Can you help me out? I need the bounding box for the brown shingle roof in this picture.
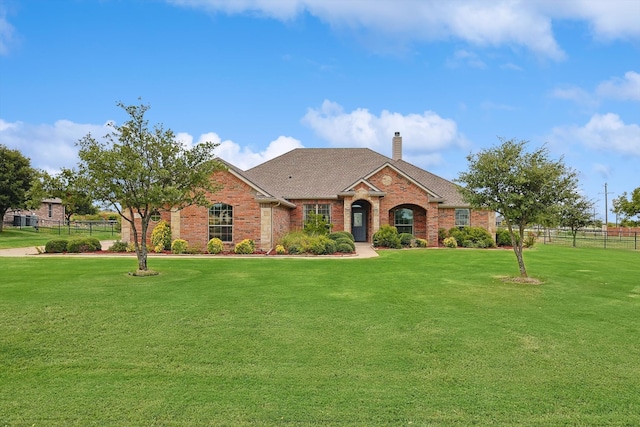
[241,148,467,206]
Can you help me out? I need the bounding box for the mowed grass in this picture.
[1,246,639,426]
[0,228,119,249]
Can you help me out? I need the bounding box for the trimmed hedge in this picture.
[448,227,495,248]
[171,239,188,254]
[234,239,256,254]
[328,231,355,242]
[207,238,224,254]
[45,239,68,253]
[373,225,401,249]
[107,241,129,252]
[67,237,102,253]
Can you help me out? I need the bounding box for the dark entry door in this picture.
[351,204,368,242]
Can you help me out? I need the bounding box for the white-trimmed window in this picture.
[394,208,413,235]
[455,209,470,227]
[209,203,233,242]
[303,204,331,223]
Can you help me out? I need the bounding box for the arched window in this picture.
[394,208,413,235]
[209,203,233,242]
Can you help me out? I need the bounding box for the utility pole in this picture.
[599,183,614,230]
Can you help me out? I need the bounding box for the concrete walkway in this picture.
[0,240,378,259]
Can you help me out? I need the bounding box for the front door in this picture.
[351,204,368,242]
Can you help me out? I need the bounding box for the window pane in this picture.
[455,209,470,227]
[394,208,413,234]
[317,204,331,223]
[209,203,233,242]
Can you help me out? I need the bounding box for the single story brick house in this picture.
[2,198,65,227]
[122,133,495,250]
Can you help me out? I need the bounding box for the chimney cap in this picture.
[394,131,400,137]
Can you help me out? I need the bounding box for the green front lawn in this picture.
[1,246,638,425]
[0,227,119,249]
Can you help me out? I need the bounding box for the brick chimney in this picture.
[392,131,402,160]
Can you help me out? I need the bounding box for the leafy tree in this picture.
[557,194,594,247]
[0,145,40,232]
[456,138,578,278]
[44,168,97,222]
[75,101,225,274]
[613,187,640,225]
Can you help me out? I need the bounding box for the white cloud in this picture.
[168,0,639,59]
[302,100,467,162]
[0,118,301,173]
[596,71,640,101]
[550,113,640,157]
[0,118,110,173]
[446,49,486,69]
[189,132,303,170]
[0,6,15,55]
[592,163,610,179]
[550,85,598,107]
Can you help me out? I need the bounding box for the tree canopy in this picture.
[456,138,578,278]
[613,187,640,225]
[44,168,97,222]
[75,101,225,273]
[0,145,40,232]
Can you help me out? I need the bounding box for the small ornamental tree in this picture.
[75,101,225,274]
[456,138,578,278]
[557,194,594,247]
[304,212,332,236]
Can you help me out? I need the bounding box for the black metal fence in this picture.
[4,217,120,237]
[541,228,639,250]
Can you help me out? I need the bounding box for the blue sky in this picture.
[1,0,639,222]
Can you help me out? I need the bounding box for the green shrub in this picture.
[414,238,428,248]
[448,227,495,248]
[443,236,458,248]
[373,225,401,249]
[126,242,136,253]
[281,231,314,253]
[308,235,331,255]
[45,239,68,253]
[207,238,224,254]
[496,228,522,247]
[335,237,355,251]
[303,212,332,236]
[107,241,129,252]
[287,243,303,255]
[336,242,354,253]
[524,231,537,248]
[328,231,355,242]
[151,220,171,253]
[234,239,255,254]
[171,239,188,254]
[275,244,286,255]
[438,228,448,243]
[399,233,414,247]
[67,237,102,253]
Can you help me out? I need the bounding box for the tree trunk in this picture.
[507,222,528,278]
[512,244,528,277]
[137,243,148,271]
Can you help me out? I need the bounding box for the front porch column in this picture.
[372,198,380,234]
[260,204,272,250]
[343,199,352,232]
[171,208,181,239]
